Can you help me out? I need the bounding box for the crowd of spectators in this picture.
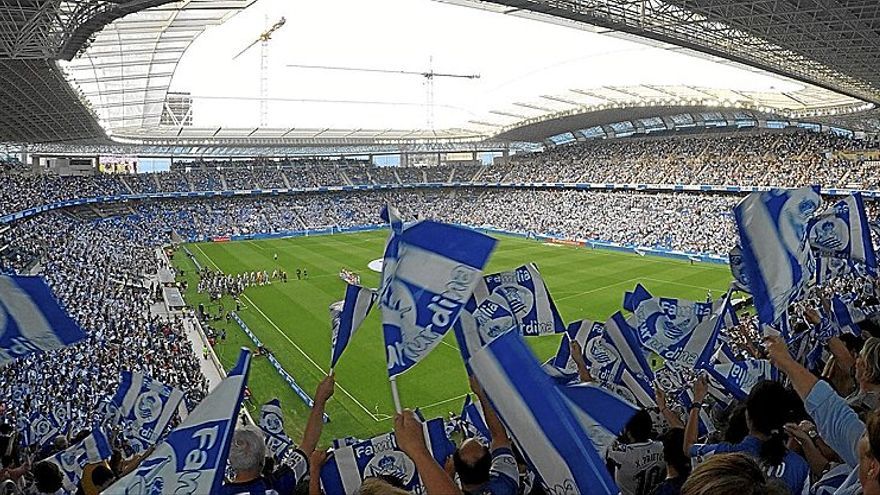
[0,130,877,220]
[0,129,880,493]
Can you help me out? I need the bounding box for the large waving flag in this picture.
[259,399,293,460]
[0,275,86,365]
[104,371,185,454]
[330,284,377,369]
[808,193,877,276]
[320,417,454,494]
[632,296,716,368]
[734,186,821,324]
[559,383,639,453]
[381,220,496,377]
[477,263,565,336]
[45,428,112,492]
[105,349,251,494]
[469,331,619,495]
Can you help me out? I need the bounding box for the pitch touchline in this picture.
[192,244,386,423]
[240,293,386,422]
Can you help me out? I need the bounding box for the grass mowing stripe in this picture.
[240,293,390,422]
[195,243,390,424]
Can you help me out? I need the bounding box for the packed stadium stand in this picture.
[5,0,880,493]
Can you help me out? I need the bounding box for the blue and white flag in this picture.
[28,411,60,447]
[381,220,496,377]
[703,358,778,401]
[105,348,251,494]
[453,297,517,368]
[469,331,619,495]
[0,275,86,366]
[829,296,875,336]
[460,394,491,443]
[591,313,656,407]
[728,245,752,293]
[259,399,293,460]
[558,382,638,453]
[734,186,821,324]
[623,284,653,312]
[104,371,185,454]
[320,417,454,494]
[476,263,565,336]
[44,428,112,492]
[330,284,377,369]
[632,296,717,368]
[809,193,877,276]
[378,204,404,293]
[815,255,853,285]
[548,319,603,378]
[331,436,363,450]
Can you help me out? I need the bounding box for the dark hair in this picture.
[723,404,749,444]
[453,447,492,486]
[682,453,788,495]
[32,460,64,493]
[746,381,790,467]
[91,464,116,488]
[866,410,880,478]
[661,428,691,477]
[625,409,653,443]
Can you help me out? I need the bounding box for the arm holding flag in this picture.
[469,375,510,451]
[300,374,335,456]
[655,385,684,429]
[394,410,462,495]
[683,375,709,457]
[570,340,594,384]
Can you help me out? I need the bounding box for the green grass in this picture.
[171,230,731,446]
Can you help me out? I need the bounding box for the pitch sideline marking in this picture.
[240,294,387,423]
[193,243,386,422]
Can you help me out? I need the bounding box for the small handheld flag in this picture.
[330,284,377,369]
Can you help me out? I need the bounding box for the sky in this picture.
[172,0,803,130]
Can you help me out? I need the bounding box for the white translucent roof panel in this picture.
[60,0,251,132]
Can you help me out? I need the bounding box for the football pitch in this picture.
[171,230,732,444]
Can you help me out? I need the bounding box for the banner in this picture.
[104,371,185,454]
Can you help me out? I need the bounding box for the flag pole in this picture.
[389,376,402,413]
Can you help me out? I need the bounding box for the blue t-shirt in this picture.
[690,435,809,494]
[463,447,520,495]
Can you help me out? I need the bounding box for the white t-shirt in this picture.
[607,440,666,495]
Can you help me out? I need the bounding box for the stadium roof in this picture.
[58,0,253,131]
[490,84,873,141]
[445,0,880,106]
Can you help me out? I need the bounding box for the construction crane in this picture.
[233,16,286,127]
[287,60,480,128]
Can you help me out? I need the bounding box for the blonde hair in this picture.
[682,453,788,495]
[355,477,411,495]
[861,337,880,384]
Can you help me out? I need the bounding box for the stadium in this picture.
[1,0,880,493]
